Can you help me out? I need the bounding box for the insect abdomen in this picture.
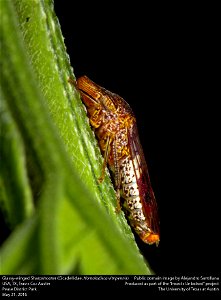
[120,156,159,245]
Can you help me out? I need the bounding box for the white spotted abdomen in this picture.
[120,157,149,233]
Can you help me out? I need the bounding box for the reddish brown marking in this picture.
[76,75,160,245]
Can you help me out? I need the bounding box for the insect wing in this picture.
[128,123,160,236]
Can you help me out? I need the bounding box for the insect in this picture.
[76,75,160,245]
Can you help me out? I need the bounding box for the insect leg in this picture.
[98,135,111,183]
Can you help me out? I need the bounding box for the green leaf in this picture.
[0,0,153,275]
[0,94,34,228]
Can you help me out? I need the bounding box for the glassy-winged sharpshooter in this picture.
[76,76,160,245]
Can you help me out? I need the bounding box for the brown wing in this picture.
[128,123,160,235]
